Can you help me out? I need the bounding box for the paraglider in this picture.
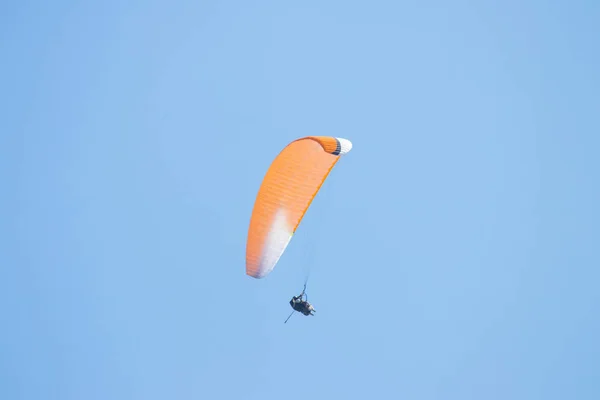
[289,284,315,316]
[290,295,315,316]
[284,284,315,323]
[245,136,353,320]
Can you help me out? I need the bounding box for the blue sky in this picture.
[1,1,599,399]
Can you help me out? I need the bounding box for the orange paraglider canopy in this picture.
[246,136,352,278]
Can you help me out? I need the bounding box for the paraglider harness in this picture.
[285,284,315,323]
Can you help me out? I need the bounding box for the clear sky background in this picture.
[1,1,599,399]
